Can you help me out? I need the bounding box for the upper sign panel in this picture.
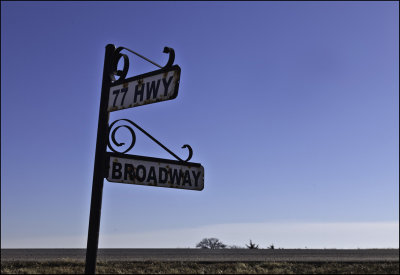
[108,65,181,112]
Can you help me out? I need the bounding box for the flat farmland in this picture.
[2,249,399,274]
[1,249,399,262]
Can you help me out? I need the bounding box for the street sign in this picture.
[106,152,204,191]
[86,45,202,274]
[108,65,181,112]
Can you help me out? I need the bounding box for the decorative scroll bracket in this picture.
[108,119,193,163]
[109,46,175,85]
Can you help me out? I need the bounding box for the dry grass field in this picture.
[1,261,399,274]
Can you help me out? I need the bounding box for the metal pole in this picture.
[85,44,115,274]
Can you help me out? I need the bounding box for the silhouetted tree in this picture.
[246,240,259,249]
[267,244,275,249]
[196,238,227,249]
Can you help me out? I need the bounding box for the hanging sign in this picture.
[106,152,204,191]
[108,65,181,112]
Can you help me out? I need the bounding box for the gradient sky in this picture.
[1,1,399,248]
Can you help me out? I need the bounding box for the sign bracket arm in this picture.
[108,118,193,162]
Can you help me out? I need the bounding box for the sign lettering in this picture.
[108,65,181,112]
[106,153,204,191]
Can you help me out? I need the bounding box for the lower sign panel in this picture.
[106,153,204,191]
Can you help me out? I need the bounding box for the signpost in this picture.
[85,44,203,274]
[85,44,115,275]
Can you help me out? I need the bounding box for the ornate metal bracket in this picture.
[109,46,175,84]
[108,119,193,162]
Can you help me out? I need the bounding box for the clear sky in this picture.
[1,1,399,249]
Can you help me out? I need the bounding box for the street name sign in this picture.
[106,152,204,191]
[108,65,181,112]
[86,45,201,275]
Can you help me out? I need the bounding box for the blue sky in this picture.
[1,1,399,248]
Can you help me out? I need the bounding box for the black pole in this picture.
[85,44,115,274]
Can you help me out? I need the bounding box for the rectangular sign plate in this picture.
[107,65,181,112]
[106,153,204,191]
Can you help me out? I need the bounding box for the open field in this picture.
[1,261,399,274]
[1,249,398,274]
[1,249,399,262]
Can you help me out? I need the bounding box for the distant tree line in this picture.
[196,238,275,249]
